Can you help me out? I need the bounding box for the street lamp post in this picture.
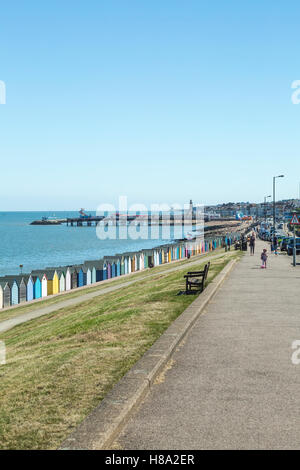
[264,195,271,222]
[273,175,284,240]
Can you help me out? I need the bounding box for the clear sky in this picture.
[0,0,300,211]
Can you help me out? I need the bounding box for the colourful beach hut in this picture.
[163,246,169,263]
[135,254,140,271]
[91,260,106,282]
[77,266,87,287]
[155,250,160,266]
[104,257,122,279]
[52,271,60,294]
[41,274,48,297]
[116,259,121,276]
[0,284,3,309]
[59,271,66,292]
[86,260,107,282]
[19,277,27,303]
[102,262,107,280]
[33,276,42,299]
[84,261,97,283]
[71,267,78,289]
[142,249,154,268]
[105,257,121,277]
[124,256,129,274]
[121,257,125,275]
[86,267,92,285]
[3,276,27,305]
[0,281,11,308]
[65,268,72,291]
[111,262,116,278]
[64,266,79,290]
[123,252,143,273]
[44,270,59,295]
[139,252,144,270]
[31,270,50,297]
[106,262,112,279]
[11,279,19,305]
[27,275,34,301]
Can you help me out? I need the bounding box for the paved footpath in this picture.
[115,240,300,450]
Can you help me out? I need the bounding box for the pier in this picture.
[31,214,204,227]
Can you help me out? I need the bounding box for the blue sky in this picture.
[0,0,300,210]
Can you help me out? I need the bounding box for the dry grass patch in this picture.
[0,250,241,449]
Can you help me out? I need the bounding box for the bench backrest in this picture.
[204,262,210,280]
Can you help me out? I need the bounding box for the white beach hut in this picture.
[0,284,3,309]
[41,274,48,298]
[59,272,65,292]
[86,267,92,285]
[65,268,71,291]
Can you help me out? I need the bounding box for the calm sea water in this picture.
[0,212,194,276]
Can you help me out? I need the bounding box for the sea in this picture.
[0,212,197,277]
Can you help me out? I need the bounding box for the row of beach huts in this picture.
[0,235,238,309]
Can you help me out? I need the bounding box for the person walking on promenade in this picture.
[261,248,268,268]
[273,235,278,255]
[222,235,227,252]
[227,237,231,251]
[249,232,256,255]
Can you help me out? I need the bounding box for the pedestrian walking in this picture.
[261,248,268,268]
[227,237,231,251]
[222,235,227,252]
[249,232,255,255]
[273,236,278,255]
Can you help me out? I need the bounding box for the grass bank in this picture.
[0,249,242,449]
[0,249,225,324]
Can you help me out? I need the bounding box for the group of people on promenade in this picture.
[248,227,279,269]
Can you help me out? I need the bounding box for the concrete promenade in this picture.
[114,240,300,450]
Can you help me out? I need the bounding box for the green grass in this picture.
[0,249,241,450]
[0,248,225,323]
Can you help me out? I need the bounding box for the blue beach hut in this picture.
[90,260,107,282]
[34,276,42,299]
[27,275,34,301]
[102,262,107,280]
[116,259,121,276]
[111,262,116,278]
[77,266,87,287]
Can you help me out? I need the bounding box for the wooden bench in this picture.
[184,262,210,294]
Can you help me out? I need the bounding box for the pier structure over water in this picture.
[65,213,202,227]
